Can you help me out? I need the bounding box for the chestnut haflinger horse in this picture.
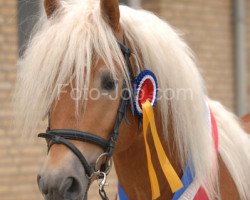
[14,0,250,200]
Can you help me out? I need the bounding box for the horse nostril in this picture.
[37,174,48,195]
[62,177,81,199]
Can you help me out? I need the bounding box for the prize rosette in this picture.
[134,70,158,117]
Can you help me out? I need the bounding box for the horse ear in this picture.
[44,0,60,18]
[100,0,120,31]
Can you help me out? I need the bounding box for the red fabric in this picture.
[193,110,219,200]
[210,110,219,152]
[138,79,154,108]
[194,188,209,200]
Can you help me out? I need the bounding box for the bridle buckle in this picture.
[95,153,113,175]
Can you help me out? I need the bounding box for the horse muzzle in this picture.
[37,151,89,200]
[37,161,88,200]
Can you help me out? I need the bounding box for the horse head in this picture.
[35,0,139,199]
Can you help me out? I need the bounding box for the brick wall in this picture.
[144,0,235,110]
[0,0,46,199]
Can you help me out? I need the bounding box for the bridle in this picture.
[38,41,136,200]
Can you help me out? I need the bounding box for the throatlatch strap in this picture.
[142,101,183,199]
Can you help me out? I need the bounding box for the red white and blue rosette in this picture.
[134,70,158,117]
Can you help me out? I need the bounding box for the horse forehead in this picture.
[92,54,124,76]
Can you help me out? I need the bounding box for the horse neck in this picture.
[113,106,182,199]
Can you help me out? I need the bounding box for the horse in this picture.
[14,0,250,199]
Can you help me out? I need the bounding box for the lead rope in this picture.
[98,172,109,200]
[99,187,108,200]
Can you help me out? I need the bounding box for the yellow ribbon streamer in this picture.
[142,100,183,199]
[143,106,161,199]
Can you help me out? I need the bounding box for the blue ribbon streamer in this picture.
[172,163,194,200]
[118,183,129,200]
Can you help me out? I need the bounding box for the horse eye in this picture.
[101,73,117,91]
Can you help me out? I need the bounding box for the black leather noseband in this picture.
[38,42,134,200]
[38,129,110,177]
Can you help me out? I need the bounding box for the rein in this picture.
[38,42,134,200]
